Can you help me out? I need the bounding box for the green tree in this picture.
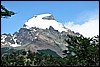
[63,35,99,66]
[1,5,15,18]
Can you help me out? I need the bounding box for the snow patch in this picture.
[25,14,69,32]
[10,34,21,47]
[13,34,17,38]
[33,29,37,32]
[1,35,7,42]
[10,44,21,47]
[23,24,30,29]
[1,44,5,45]
[1,39,5,42]
[12,35,17,44]
[34,37,38,39]
[36,33,39,36]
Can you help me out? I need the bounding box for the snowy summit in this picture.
[25,13,70,32]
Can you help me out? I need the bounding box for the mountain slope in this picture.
[25,13,70,32]
[1,13,81,57]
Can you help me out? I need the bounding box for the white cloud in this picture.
[64,9,99,38]
[64,17,99,38]
[74,9,99,24]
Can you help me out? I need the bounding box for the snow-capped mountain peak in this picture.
[25,14,69,32]
[1,13,82,57]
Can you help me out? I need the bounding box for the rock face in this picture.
[1,14,81,57]
[42,14,55,20]
[1,26,80,57]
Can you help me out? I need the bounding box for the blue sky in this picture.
[1,1,99,35]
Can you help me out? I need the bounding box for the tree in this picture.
[63,35,99,66]
[1,5,15,18]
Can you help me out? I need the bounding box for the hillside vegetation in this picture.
[1,35,99,66]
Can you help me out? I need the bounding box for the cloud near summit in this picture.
[64,9,99,37]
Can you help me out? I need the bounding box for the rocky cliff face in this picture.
[1,26,80,57]
[1,14,81,57]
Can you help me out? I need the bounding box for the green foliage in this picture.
[63,35,99,66]
[37,49,60,56]
[1,5,15,18]
[1,50,66,66]
[1,35,99,66]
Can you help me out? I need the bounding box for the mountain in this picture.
[24,14,70,32]
[1,13,81,57]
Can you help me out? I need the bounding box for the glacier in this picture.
[25,13,70,32]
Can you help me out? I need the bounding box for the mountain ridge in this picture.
[1,13,81,57]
